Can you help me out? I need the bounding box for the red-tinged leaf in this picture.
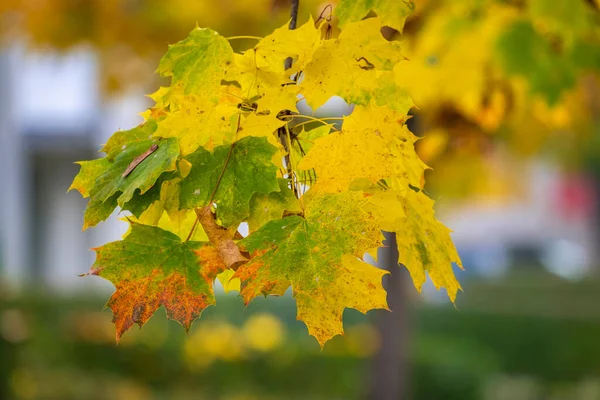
[87,223,226,341]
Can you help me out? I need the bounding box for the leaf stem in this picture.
[208,112,242,205]
[184,216,200,242]
[226,36,262,41]
[284,0,300,70]
[282,114,342,131]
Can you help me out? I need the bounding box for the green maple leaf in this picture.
[236,190,388,347]
[335,0,415,34]
[70,128,179,228]
[88,223,227,341]
[179,136,280,227]
[158,27,234,102]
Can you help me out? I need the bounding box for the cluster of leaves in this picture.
[70,1,462,347]
[400,0,600,198]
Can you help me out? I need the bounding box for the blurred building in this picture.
[441,162,597,282]
[0,46,145,292]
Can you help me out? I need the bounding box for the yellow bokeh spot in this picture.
[183,320,244,370]
[242,313,285,352]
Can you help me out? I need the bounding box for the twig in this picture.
[284,0,300,70]
[289,0,300,30]
[184,216,199,242]
[122,143,158,178]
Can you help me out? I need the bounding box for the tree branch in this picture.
[284,0,300,70]
[279,0,301,198]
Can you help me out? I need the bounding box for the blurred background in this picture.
[1,0,600,399]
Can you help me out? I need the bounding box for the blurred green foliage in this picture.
[2,273,600,399]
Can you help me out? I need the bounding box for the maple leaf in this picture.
[70,120,181,229]
[295,254,389,346]
[366,186,463,301]
[393,189,463,301]
[70,119,162,200]
[157,27,234,102]
[94,139,178,207]
[87,223,227,341]
[299,17,407,110]
[179,136,280,227]
[73,137,179,229]
[335,0,415,33]
[236,191,388,347]
[298,104,427,192]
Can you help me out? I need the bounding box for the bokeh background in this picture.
[1,0,600,399]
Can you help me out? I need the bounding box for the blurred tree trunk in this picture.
[368,232,411,400]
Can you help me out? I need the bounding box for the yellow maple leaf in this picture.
[237,191,388,347]
[298,104,427,192]
[300,17,407,109]
[374,188,463,301]
[295,255,389,347]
